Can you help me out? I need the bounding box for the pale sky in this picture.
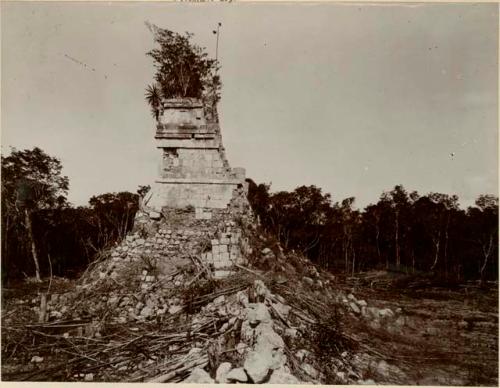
[1,2,498,209]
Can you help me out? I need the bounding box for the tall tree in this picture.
[1,147,69,281]
[379,185,414,271]
[468,195,498,282]
[88,192,139,245]
[246,179,271,227]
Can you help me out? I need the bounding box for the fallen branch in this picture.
[147,355,209,383]
[235,264,265,279]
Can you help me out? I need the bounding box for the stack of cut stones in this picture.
[202,225,247,279]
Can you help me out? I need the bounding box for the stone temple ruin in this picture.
[143,98,246,219]
[134,98,252,279]
[16,99,425,386]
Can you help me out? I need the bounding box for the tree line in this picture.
[246,179,498,283]
[2,147,497,285]
[1,147,143,284]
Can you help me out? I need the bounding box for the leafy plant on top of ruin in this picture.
[139,252,158,276]
[145,22,221,119]
[144,84,162,120]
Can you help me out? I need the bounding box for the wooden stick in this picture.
[147,356,208,383]
[234,264,265,279]
[38,293,47,323]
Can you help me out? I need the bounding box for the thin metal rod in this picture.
[215,24,220,74]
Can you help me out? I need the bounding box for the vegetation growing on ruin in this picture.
[144,22,221,120]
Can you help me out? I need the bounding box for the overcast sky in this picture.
[2,2,498,209]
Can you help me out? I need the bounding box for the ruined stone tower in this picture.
[143,98,246,219]
[133,98,252,279]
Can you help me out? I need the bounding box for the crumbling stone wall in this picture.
[147,181,243,210]
[160,148,231,180]
[133,185,253,279]
[146,98,246,212]
[203,228,246,277]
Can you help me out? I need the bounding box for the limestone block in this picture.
[216,362,232,383]
[213,260,228,269]
[350,302,361,314]
[214,270,233,279]
[226,368,247,383]
[236,256,246,265]
[219,244,228,253]
[220,252,230,262]
[244,347,284,383]
[201,211,212,220]
[247,303,272,326]
[268,367,300,384]
[184,368,214,384]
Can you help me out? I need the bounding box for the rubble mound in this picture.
[3,199,497,385]
[2,195,360,383]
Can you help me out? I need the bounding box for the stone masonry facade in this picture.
[135,98,251,278]
[144,98,246,213]
[133,198,252,279]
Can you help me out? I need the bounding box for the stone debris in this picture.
[358,378,376,385]
[216,362,233,383]
[295,349,310,362]
[184,367,214,383]
[14,172,423,388]
[247,303,272,326]
[254,279,270,299]
[378,308,395,318]
[285,327,298,338]
[84,373,94,382]
[349,302,361,314]
[168,305,182,315]
[236,342,247,355]
[14,250,419,386]
[301,363,319,379]
[357,299,368,307]
[244,350,275,383]
[237,281,302,384]
[268,366,301,384]
[226,367,248,383]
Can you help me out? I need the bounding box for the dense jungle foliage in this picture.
[246,179,498,283]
